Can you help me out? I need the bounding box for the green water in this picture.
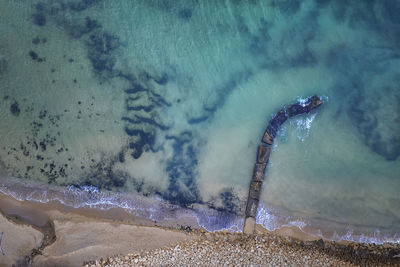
[0,0,399,243]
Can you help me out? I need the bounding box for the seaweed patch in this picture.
[27,0,170,164]
[29,50,45,62]
[177,8,193,20]
[274,0,301,16]
[346,89,400,161]
[10,101,20,116]
[163,131,201,206]
[80,154,127,190]
[32,12,47,27]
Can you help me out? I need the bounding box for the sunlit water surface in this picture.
[0,0,399,243]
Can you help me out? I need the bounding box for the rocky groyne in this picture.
[244,95,323,234]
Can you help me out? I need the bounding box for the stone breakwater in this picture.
[83,231,400,267]
[244,96,323,234]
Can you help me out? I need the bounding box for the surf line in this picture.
[243,95,323,234]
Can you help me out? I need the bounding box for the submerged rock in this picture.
[262,95,322,145]
[248,181,262,200]
[247,95,323,233]
[245,197,259,218]
[10,101,20,116]
[256,145,271,164]
[252,163,267,182]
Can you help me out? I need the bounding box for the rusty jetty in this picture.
[243,95,323,234]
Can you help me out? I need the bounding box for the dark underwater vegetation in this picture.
[0,0,399,243]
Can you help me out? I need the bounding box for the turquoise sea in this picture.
[1,0,399,243]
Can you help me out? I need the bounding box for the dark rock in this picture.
[268,109,288,137]
[248,181,262,200]
[252,163,266,182]
[188,115,209,124]
[89,33,119,55]
[286,95,322,117]
[29,51,39,60]
[118,151,125,163]
[10,101,20,116]
[248,95,323,223]
[39,141,46,151]
[154,73,168,85]
[262,128,274,145]
[245,197,259,218]
[315,238,325,248]
[68,0,100,12]
[33,13,46,26]
[257,145,271,164]
[125,83,146,94]
[277,0,301,15]
[310,95,323,110]
[262,96,322,144]
[85,16,99,31]
[32,37,40,45]
[163,132,200,206]
[178,8,192,20]
[219,188,240,213]
[285,103,308,117]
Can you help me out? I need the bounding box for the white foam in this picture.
[256,203,400,245]
[0,177,243,232]
[293,112,317,142]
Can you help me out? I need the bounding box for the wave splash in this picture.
[0,178,242,232]
[256,204,400,245]
[1,177,399,244]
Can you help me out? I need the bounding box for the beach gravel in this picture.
[83,232,400,266]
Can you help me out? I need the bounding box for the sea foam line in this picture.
[0,178,242,232]
[2,179,397,244]
[256,204,400,245]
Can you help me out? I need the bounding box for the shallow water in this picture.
[0,0,399,243]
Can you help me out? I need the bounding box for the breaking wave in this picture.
[1,175,399,244]
[0,176,242,232]
[257,204,400,245]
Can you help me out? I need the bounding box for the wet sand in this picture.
[0,193,399,266]
[0,194,195,266]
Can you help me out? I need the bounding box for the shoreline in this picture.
[0,193,198,266]
[1,193,400,266]
[2,177,399,245]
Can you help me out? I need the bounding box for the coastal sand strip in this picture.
[0,193,195,267]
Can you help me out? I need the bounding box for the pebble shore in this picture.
[83,231,400,267]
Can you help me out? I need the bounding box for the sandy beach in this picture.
[0,193,399,267]
[0,193,195,266]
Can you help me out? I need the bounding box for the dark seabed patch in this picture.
[177,8,193,20]
[1,0,398,237]
[10,101,20,116]
[324,21,400,162]
[32,12,46,27]
[164,132,201,206]
[20,0,211,209]
[346,88,400,161]
[275,0,301,16]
